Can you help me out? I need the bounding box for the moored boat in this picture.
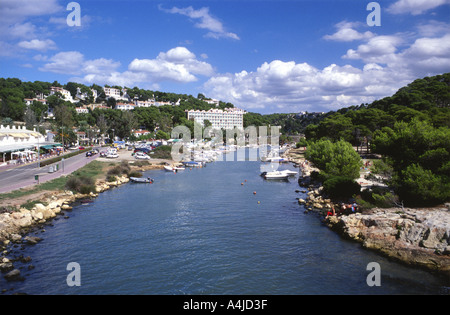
[261,171,290,180]
[130,177,154,183]
[279,169,297,176]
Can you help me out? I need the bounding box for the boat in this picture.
[261,171,290,180]
[165,165,186,172]
[280,169,298,176]
[164,165,175,172]
[183,161,203,167]
[263,157,289,163]
[130,177,154,183]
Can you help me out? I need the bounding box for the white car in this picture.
[134,152,150,160]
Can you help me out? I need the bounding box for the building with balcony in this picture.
[186,108,246,130]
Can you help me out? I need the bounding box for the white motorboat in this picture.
[280,169,297,176]
[164,165,175,172]
[130,177,154,183]
[183,161,203,167]
[262,171,290,180]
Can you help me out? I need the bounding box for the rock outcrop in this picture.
[325,207,450,276]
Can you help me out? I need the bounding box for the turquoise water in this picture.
[2,150,448,294]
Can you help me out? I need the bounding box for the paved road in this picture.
[0,150,99,194]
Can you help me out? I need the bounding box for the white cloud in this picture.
[160,5,239,40]
[39,51,120,77]
[387,0,450,15]
[203,59,410,113]
[202,20,450,114]
[82,58,121,75]
[0,0,62,40]
[39,51,85,75]
[128,47,214,83]
[0,0,62,26]
[343,35,404,65]
[39,47,213,87]
[416,20,450,37]
[18,39,57,52]
[324,21,375,42]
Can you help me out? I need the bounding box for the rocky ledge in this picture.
[325,207,450,277]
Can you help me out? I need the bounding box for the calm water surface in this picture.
[2,150,449,294]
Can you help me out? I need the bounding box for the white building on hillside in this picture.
[186,108,246,130]
[104,87,130,101]
[75,106,89,114]
[115,103,135,111]
[204,99,220,107]
[50,86,74,103]
[135,99,155,108]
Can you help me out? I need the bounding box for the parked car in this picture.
[134,152,150,160]
[134,148,150,154]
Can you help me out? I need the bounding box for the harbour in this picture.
[1,149,448,295]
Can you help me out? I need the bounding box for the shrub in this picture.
[393,164,450,206]
[151,145,173,159]
[360,187,399,208]
[65,176,95,194]
[107,162,131,177]
[106,175,117,182]
[296,138,308,148]
[323,176,361,200]
[133,160,150,167]
[79,184,96,195]
[128,171,143,178]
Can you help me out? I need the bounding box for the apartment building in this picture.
[186,108,246,130]
[50,86,74,103]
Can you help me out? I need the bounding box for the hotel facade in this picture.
[186,108,246,130]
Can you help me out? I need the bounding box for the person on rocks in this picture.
[326,204,336,219]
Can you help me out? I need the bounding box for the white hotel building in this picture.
[186,108,246,130]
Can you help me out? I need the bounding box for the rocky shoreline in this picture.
[0,158,165,285]
[286,148,450,279]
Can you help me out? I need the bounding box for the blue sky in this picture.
[1,0,450,114]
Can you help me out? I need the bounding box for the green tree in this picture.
[393,164,449,206]
[305,139,362,180]
[372,119,450,206]
[0,87,26,120]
